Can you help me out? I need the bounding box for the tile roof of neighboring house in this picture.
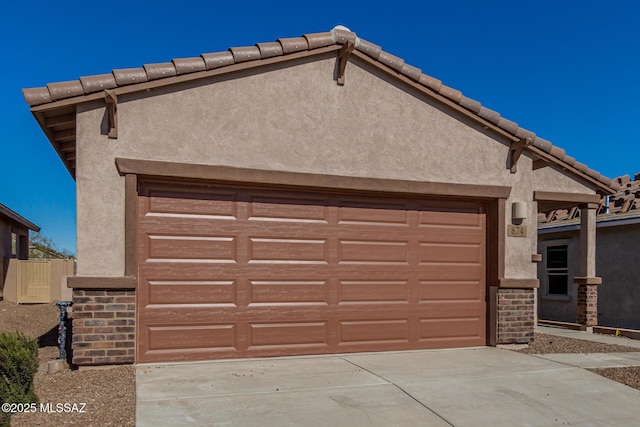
[21,27,619,193]
[0,203,40,232]
[539,172,640,227]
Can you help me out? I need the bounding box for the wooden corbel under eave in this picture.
[105,89,118,139]
[336,41,355,86]
[508,137,532,173]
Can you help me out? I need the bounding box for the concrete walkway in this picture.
[136,346,640,426]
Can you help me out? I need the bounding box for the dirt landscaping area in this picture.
[2,301,640,426]
[0,301,134,427]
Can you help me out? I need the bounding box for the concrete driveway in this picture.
[136,347,640,426]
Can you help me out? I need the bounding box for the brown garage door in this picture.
[136,180,487,363]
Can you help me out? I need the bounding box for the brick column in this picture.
[496,288,535,344]
[71,288,136,365]
[574,203,601,326]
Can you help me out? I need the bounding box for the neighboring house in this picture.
[23,27,617,366]
[0,203,40,298]
[538,173,640,329]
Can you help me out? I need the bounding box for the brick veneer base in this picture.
[497,288,535,344]
[71,289,135,365]
[577,284,598,326]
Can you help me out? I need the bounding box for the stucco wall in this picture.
[75,53,575,280]
[538,223,640,329]
[532,164,595,194]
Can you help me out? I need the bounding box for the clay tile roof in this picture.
[80,74,117,92]
[172,57,206,75]
[201,52,234,70]
[229,46,261,63]
[540,172,640,226]
[277,37,309,54]
[143,63,177,81]
[21,26,620,192]
[303,32,334,49]
[256,42,284,59]
[112,68,148,86]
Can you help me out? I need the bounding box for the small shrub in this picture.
[0,331,38,426]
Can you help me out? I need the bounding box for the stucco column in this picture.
[574,203,601,326]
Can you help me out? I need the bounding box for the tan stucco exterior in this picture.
[76,54,549,280]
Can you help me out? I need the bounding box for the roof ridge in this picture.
[22,28,618,191]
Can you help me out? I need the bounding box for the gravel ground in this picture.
[3,301,640,425]
[519,332,639,354]
[0,301,135,427]
[519,332,640,391]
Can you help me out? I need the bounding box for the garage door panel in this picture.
[147,235,237,261]
[248,237,328,264]
[338,319,410,344]
[248,321,329,348]
[419,242,483,265]
[144,189,238,218]
[338,239,410,264]
[249,280,329,304]
[338,280,409,303]
[144,323,236,351]
[137,182,487,362]
[247,194,329,223]
[419,280,483,301]
[144,279,236,305]
[420,318,483,339]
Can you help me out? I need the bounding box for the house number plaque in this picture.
[507,224,527,237]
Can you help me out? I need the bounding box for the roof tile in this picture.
[277,37,309,54]
[400,63,422,81]
[573,161,589,173]
[378,51,404,72]
[47,81,84,101]
[79,73,117,93]
[22,87,52,106]
[419,74,442,92]
[201,52,234,70]
[497,117,519,135]
[438,85,462,103]
[549,145,566,159]
[172,57,206,75]
[355,38,382,60]
[112,68,148,86]
[143,63,177,81]
[459,96,482,114]
[332,28,357,44]
[477,106,501,125]
[532,137,552,153]
[256,42,283,59]
[563,155,576,167]
[515,127,535,141]
[303,32,334,49]
[229,46,261,63]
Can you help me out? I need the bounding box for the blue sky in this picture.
[1,1,639,254]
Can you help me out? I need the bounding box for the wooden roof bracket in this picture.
[508,137,532,173]
[336,41,355,86]
[105,89,118,139]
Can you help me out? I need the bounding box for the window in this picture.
[546,245,568,295]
